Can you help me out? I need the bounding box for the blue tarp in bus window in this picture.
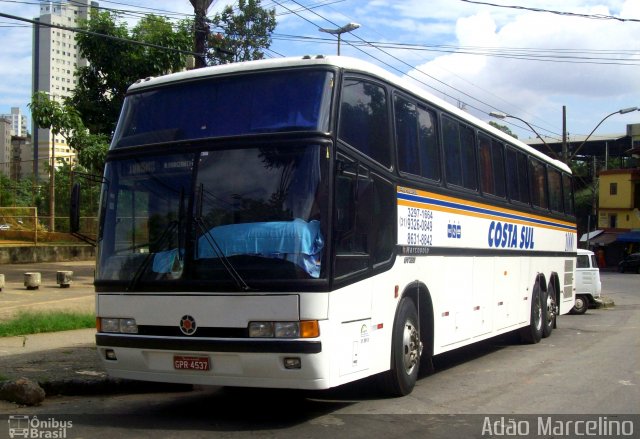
[196,219,324,278]
[152,249,184,274]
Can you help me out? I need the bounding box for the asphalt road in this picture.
[1,272,638,438]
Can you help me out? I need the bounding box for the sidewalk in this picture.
[0,261,111,399]
[0,262,190,401]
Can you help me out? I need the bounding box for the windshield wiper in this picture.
[194,216,253,292]
[126,220,178,292]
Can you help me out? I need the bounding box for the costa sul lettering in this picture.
[488,221,534,249]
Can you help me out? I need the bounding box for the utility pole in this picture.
[562,105,568,163]
[190,0,214,69]
[49,142,55,232]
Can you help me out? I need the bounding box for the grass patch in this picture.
[0,310,95,337]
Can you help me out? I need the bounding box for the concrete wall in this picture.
[0,245,95,264]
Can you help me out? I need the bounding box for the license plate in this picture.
[173,355,210,371]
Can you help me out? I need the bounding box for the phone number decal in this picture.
[398,206,433,247]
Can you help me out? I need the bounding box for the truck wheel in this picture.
[520,281,543,344]
[571,294,589,315]
[381,297,422,397]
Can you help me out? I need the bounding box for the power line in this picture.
[459,0,640,23]
[0,11,204,57]
[276,0,533,127]
[315,0,561,135]
[272,33,640,66]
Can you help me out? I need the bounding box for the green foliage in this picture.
[489,121,518,139]
[0,174,40,208]
[0,311,95,337]
[72,10,193,137]
[208,0,276,65]
[29,92,109,175]
[36,160,101,221]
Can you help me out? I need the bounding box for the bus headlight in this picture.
[119,318,138,333]
[249,321,319,338]
[99,317,138,334]
[275,322,299,338]
[248,321,274,337]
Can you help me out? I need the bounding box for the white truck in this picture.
[572,248,602,314]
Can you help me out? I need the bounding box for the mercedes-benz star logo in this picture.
[179,315,197,335]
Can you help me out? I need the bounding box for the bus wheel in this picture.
[571,295,589,315]
[542,284,556,338]
[382,297,422,396]
[520,281,543,344]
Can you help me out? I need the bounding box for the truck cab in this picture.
[572,249,602,314]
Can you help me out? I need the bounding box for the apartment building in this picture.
[0,107,28,137]
[32,0,97,178]
[0,118,12,177]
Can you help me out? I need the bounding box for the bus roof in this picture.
[129,55,570,173]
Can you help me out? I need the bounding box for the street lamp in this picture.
[489,111,559,159]
[569,107,638,161]
[319,22,360,56]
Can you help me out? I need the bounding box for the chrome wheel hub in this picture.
[402,321,422,375]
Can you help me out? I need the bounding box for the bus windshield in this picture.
[96,144,329,289]
[112,70,334,148]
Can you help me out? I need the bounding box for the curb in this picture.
[0,377,193,403]
[39,377,193,397]
[594,296,615,309]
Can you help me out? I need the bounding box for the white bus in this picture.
[81,55,577,396]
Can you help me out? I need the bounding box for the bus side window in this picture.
[394,95,440,182]
[443,116,462,187]
[517,152,530,204]
[394,95,420,175]
[335,174,354,233]
[563,173,575,215]
[443,116,477,190]
[478,134,494,194]
[548,168,563,212]
[491,139,506,198]
[460,125,477,190]
[417,106,440,181]
[334,159,395,278]
[339,79,391,167]
[506,148,530,204]
[529,158,548,209]
[480,136,506,198]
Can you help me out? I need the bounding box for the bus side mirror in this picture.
[70,182,81,234]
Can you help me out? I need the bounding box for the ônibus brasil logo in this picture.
[8,415,72,438]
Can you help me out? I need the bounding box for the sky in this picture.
[0,0,639,142]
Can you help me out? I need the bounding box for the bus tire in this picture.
[542,283,556,338]
[381,297,421,397]
[520,281,543,344]
[571,294,589,315]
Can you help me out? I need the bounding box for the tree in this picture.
[489,121,518,139]
[29,92,109,175]
[71,11,193,137]
[207,0,276,65]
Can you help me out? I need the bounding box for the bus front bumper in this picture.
[95,333,328,389]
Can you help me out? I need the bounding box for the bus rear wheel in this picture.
[381,297,422,396]
[520,281,543,344]
[542,284,556,338]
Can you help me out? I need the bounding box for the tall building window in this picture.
[610,182,618,195]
